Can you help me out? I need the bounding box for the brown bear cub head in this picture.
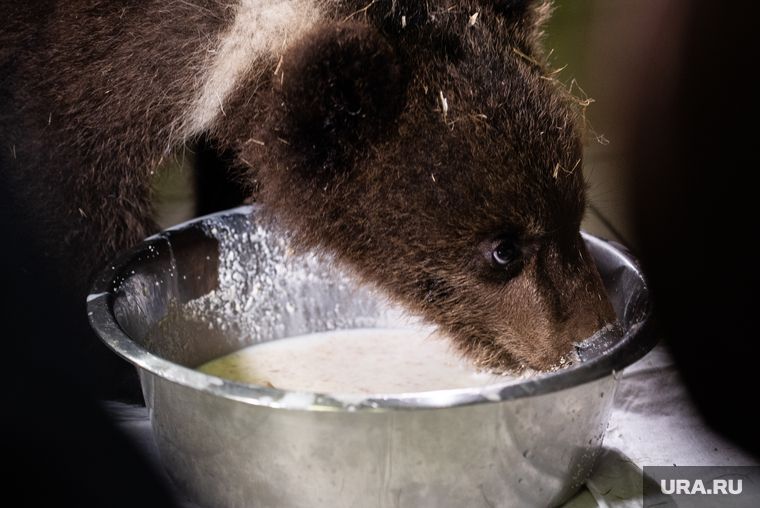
[236,0,618,373]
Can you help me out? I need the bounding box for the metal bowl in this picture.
[88,206,655,508]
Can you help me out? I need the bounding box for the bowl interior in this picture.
[88,206,655,410]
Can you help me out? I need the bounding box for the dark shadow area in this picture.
[193,134,250,218]
[0,196,180,506]
[625,1,760,459]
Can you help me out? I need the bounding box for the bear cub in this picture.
[0,0,617,399]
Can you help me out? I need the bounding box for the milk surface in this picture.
[197,328,512,394]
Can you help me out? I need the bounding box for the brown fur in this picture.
[1,0,616,398]
[232,1,618,371]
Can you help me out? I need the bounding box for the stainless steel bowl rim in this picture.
[88,206,656,412]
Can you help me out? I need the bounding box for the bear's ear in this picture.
[490,0,532,18]
[488,0,550,57]
[274,21,405,173]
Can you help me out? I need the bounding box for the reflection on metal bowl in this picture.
[88,206,655,508]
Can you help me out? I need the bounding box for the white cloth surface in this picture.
[103,342,758,508]
[560,342,758,508]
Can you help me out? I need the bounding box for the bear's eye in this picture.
[493,238,519,265]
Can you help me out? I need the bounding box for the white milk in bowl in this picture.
[197,328,515,394]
